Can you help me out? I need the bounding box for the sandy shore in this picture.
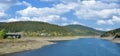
[0,36,120,56]
[0,36,82,55]
[0,37,53,55]
[101,37,120,43]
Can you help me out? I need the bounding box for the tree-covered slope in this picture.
[64,25,104,36]
[0,21,104,36]
[0,21,73,36]
[101,28,120,37]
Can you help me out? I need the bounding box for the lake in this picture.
[10,38,120,56]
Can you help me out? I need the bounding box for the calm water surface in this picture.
[11,38,120,56]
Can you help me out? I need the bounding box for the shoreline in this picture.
[0,37,54,56]
[0,36,82,56]
[0,36,120,56]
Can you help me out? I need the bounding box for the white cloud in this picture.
[6,0,118,27]
[40,0,80,3]
[74,1,120,19]
[97,16,120,25]
[97,20,113,25]
[62,23,69,26]
[98,9,120,18]
[0,0,22,10]
[97,20,114,25]
[97,20,106,25]
[17,3,77,17]
[71,21,85,25]
[61,21,85,26]
[0,12,6,17]
[22,1,32,7]
[107,20,114,25]
[106,28,112,31]
[95,28,104,31]
[0,3,9,18]
[17,0,120,22]
[71,21,80,24]
[15,2,77,23]
[0,0,30,18]
[95,28,112,31]
[8,15,67,24]
[112,16,120,22]
[82,0,96,6]
[4,0,120,26]
[40,0,120,3]
[100,0,120,3]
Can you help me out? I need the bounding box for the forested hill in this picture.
[101,28,120,37]
[0,21,73,36]
[0,21,104,36]
[64,25,104,36]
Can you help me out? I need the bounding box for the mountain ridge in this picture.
[101,28,120,37]
[0,21,104,36]
[64,24,104,36]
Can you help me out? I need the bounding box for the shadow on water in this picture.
[8,38,120,56]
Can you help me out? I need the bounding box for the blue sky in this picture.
[0,0,120,31]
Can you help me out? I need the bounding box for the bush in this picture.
[0,29,6,39]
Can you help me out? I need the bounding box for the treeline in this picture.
[0,29,6,39]
[0,21,74,37]
[102,28,120,37]
[0,21,103,37]
[64,25,104,36]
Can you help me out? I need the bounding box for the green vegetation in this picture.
[102,28,120,37]
[0,29,6,39]
[0,21,74,37]
[0,21,104,37]
[64,25,104,36]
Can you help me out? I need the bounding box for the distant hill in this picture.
[0,21,104,36]
[64,25,104,36]
[101,28,120,37]
[0,21,73,36]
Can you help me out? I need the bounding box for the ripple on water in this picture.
[12,38,120,56]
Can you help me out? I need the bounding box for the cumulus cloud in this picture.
[8,15,68,25]
[0,0,20,4]
[95,28,112,31]
[97,16,120,25]
[61,21,85,26]
[0,0,30,19]
[106,28,112,31]
[74,1,120,19]
[0,0,22,11]
[15,2,77,23]
[95,28,104,31]
[22,1,32,7]
[3,0,120,26]
[97,20,113,25]
[40,0,80,3]
[71,21,85,25]
[97,20,106,25]
[17,3,77,17]
[0,12,6,18]
[112,16,120,22]
[99,0,120,3]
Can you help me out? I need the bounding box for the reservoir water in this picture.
[11,38,120,56]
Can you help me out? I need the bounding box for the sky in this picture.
[0,0,120,31]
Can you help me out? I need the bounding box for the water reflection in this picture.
[12,38,120,56]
